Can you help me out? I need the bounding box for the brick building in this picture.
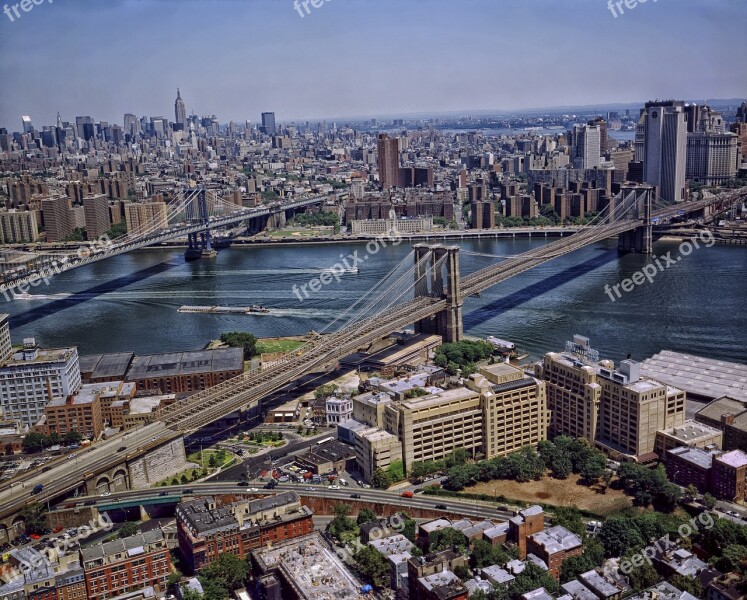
[526,526,584,579]
[80,530,170,599]
[665,447,716,494]
[176,492,314,574]
[711,450,747,503]
[508,506,545,559]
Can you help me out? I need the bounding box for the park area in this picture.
[468,473,632,516]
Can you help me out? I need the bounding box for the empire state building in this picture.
[174,89,186,131]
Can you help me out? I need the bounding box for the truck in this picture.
[32,484,44,495]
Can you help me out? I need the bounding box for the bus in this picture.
[315,437,334,446]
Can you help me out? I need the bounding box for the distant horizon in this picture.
[6,97,747,133]
[1,0,746,131]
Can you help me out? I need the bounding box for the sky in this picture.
[0,0,746,131]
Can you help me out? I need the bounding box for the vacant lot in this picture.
[468,474,632,516]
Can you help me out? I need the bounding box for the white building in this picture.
[0,336,81,427]
[325,396,353,426]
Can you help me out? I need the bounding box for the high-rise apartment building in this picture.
[41,196,74,242]
[124,200,168,235]
[377,134,401,190]
[260,112,276,135]
[0,338,81,427]
[642,101,687,203]
[0,210,39,243]
[0,315,12,361]
[174,89,186,131]
[471,201,495,229]
[83,194,111,239]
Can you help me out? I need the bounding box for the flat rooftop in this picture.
[716,449,747,468]
[658,419,722,442]
[80,352,134,380]
[253,532,360,600]
[126,347,243,381]
[641,351,747,402]
[667,446,715,469]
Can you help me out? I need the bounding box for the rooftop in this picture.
[716,449,747,468]
[530,525,583,554]
[641,351,747,402]
[658,419,723,442]
[126,347,243,381]
[80,530,164,564]
[79,352,134,380]
[667,446,715,469]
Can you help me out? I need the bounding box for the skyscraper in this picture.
[174,89,186,131]
[571,124,601,169]
[642,101,687,203]
[377,134,400,190]
[685,106,737,185]
[21,116,33,134]
[261,112,276,135]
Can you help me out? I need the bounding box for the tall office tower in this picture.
[75,116,95,141]
[41,196,74,242]
[737,102,747,124]
[151,117,168,137]
[174,89,186,131]
[642,101,687,203]
[260,112,276,135]
[124,113,138,138]
[684,105,737,185]
[83,194,111,239]
[571,124,601,169]
[21,116,33,134]
[589,117,608,152]
[377,134,401,190]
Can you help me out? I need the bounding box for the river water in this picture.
[4,237,746,364]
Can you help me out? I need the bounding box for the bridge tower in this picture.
[617,184,653,254]
[185,188,217,260]
[413,244,464,343]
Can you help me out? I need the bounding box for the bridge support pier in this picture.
[413,244,463,343]
[185,188,217,260]
[618,185,653,254]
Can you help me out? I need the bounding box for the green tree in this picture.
[713,544,747,573]
[702,493,717,510]
[314,383,338,400]
[386,460,405,483]
[551,506,586,538]
[22,432,49,453]
[208,454,217,468]
[685,484,699,500]
[20,503,47,535]
[508,562,561,598]
[430,528,468,553]
[371,468,391,489]
[180,474,189,484]
[63,430,83,445]
[220,331,258,359]
[354,545,390,588]
[579,453,607,484]
[198,576,229,600]
[623,554,659,591]
[118,522,140,538]
[669,575,704,598]
[202,553,249,592]
[400,513,417,543]
[356,508,378,526]
[599,518,644,558]
[329,503,357,544]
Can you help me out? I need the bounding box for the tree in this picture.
[202,553,249,591]
[357,508,378,526]
[551,506,586,538]
[669,575,704,598]
[220,331,258,359]
[471,539,510,569]
[702,493,717,510]
[329,503,357,544]
[63,430,83,445]
[454,564,472,580]
[22,432,49,453]
[599,518,644,558]
[430,528,468,553]
[118,522,139,538]
[354,546,390,588]
[685,484,699,501]
[180,474,189,484]
[386,460,405,483]
[198,576,229,600]
[579,453,607,484]
[623,552,659,591]
[208,454,217,468]
[508,562,561,598]
[713,544,747,574]
[371,468,391,489]
[549,454,573,479]
[20,503,47,535]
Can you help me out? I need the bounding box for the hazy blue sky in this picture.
[0,0,745,130]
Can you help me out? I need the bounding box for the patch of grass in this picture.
[256,339,305,354]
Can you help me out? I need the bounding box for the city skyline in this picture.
[1,0,746,130]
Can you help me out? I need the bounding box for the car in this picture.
[84,500,95,506]
[248,488,259,492]
[100,491,111,497]
[117,447,127,452]
[52,526,63,534]
[305,487,314,491]
[350,493,361,499]
[435,504,447,510]
[183,489,194,495]
[237,482,249,487]
[329,484,340,490]
[159,491,168,496]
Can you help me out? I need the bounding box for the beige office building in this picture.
[596,360,685,459]
[0,210,39,243]
[467,363,549,459]
[384,387,483,473]
[124,200,169,235]
[353,391,393,429]
[535,352,602,441]
[536,338,686,461]
[355,427,403,482]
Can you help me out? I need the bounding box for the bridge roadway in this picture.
[1,189,743,523]
[0,194,330,296]
[57,482,514,522]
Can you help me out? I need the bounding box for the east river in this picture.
[4,236,746,364]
